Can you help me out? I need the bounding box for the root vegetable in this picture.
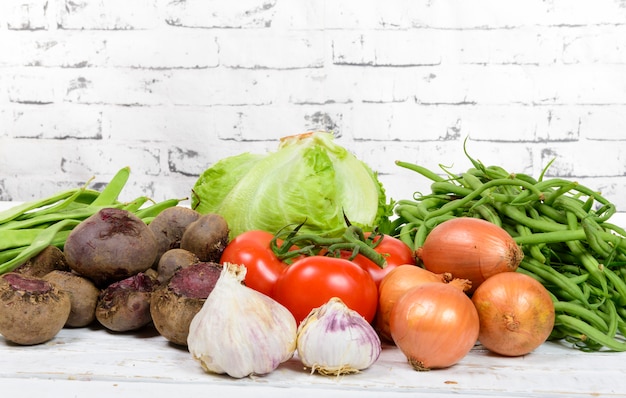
[95,272,158,332]
[180,213,229,263]
[156,248,200,284]
[14,245,70,277]
[148,206,201,266]
[389,282,479,371]
[0,273,71,345]
[64,208,158,287]
[416,217,523,293]
[471,271,555,356]
[42,270,100,328]
[376,264,452,342]
[150,262,222,346]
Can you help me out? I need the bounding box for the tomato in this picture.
[347,233,416,287]
[272,256,378,324]
[220,230,288,297]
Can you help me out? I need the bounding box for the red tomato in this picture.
[220,230,288,297]
[272,256,378,324]
[347,234,416,287]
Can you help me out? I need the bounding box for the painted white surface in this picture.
[1,0,626,213]
[2,323,626,398]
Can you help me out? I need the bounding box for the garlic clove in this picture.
[296,297,382,376]
[187,262,297,378]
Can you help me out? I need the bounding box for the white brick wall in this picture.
[1,0,626,215]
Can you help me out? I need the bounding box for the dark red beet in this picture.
[150,262,222,346]
[95,272,158,332]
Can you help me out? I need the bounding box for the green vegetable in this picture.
[0,167,183,275]
[191,132,393,239]
[391,139,626,352]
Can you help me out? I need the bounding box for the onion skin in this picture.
[416,217,524,293]
[471,272,555,357]
[389,282,479,371]
[376,264,451,342]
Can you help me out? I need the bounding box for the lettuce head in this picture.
[191,132,393,239]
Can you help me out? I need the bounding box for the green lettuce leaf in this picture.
[191,132,393,238]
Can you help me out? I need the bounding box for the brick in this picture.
[332,29,560,67]
[167,139,277,177]
[3,67,64,104]
[210,103,349,141]
[582,106,626,140]
[530,65,626,104]
[4,0,49,30]
[539,141,626,178]
[104,106,214,142]
[549,0,626,25]
[0,140,162,182]
[58,0,161,30]
[163,0,278,28]
[324,0,552,29]
[60,68,288,106]
[2,103,102,139]
[103,29,219,68]
[562,26,626,64]
[219,29,325,69]
[270,0,325,29]
[324,0,626,29]
[0,29,219,68]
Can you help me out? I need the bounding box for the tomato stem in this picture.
[270,225,388,268]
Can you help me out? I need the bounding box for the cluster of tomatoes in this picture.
[219,230,415,324]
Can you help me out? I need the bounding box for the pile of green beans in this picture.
[0,167,183,275]
[390,149,626,352]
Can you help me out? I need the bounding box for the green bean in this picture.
[89,166,131,206]
[471,203,502,226]
[413,214,457,249]
[0,229,57,251]
[135,198,184,221]
[516,224,546,263]
[122,196,152,213]
[552,301,609,332]
[581,217,614,259]
[519,258,587,305]
[424,178,545,221]
[11,181,92,222]
[397,222,419,249]
[555,314,626,351]
[0,188,81,225]
[430,181,473,197]
[0,219,80,274]
[395,160,446,183]
[543,180,580,206]
[494,201,566,232]
[564,211,608,295]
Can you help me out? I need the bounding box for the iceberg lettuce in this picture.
[191,132,393,239]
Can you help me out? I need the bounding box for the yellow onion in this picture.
[389,281,479,371]
[376,264,452,342]
[416,217,523,293]
[471,271,555,356]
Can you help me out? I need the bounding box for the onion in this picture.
[389,282,479,371]
[471,271,555,356]
[376,264,452,342]
[416,217,523,293]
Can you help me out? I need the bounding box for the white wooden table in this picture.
[2,325,626,397]
[1,202,626,397]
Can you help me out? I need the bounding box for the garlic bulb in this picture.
[187,262,297,378]
[296,297,382,376]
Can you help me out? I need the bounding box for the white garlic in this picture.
[187,262,297,378]
[296,297,382,376]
